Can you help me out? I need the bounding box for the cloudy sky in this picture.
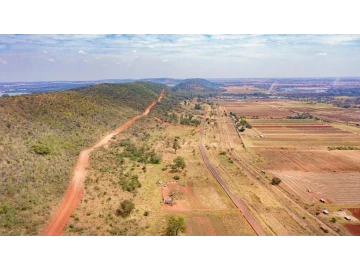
[1,34,360,82]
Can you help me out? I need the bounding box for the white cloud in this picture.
[42,50,48,54]
[316,52,327,56]
[162,59,168,62]
[94,56,100,59]
[48,58,55,62]
[133,49,136,53]
[0,57,7,64]
[78,50,87,54]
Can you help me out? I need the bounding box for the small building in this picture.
[320,198,326,203]
[323,209,329,215]
[261,170,266,174]
[163,197,173,205]
[344,216,351,221]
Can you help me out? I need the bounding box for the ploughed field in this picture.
[221,99,360,214]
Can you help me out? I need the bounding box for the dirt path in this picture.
[41,90,165,236]
[220,106,340,236]
[198,110,267,236]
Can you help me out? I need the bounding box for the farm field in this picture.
[273,101,360,124]
[222,86,264,94]
[270,171,360,204]
[221,101,290,118]
[218,98,360,235]
[200,105,338,235]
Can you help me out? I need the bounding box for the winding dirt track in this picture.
[41,90,165,236]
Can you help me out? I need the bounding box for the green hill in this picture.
[0,81,168,235]
[172,78,222,92]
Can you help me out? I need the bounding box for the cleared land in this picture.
[222,101,290,118]
[218,98,360,235]
[222,86,264,94]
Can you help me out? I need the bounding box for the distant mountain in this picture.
[138,78,183,86]
[172,78,222,92]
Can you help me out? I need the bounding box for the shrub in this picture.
[144,211,149,216]
[173,175,180,180]
[115,200,135,218]
[271,177,282,185]
[31,144,51,155]
[119,174,141,193]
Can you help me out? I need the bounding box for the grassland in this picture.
[64,99,256,236]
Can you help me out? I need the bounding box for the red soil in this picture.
[344,224,360,236]
[161,182,191,212]
[348,208,360,219]
[41,90,165,236]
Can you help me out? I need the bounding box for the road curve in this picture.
[41,90,165,236]
[198,112,267,236]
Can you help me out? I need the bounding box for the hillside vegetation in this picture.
[0,81,167,235]
[172,78,222,92]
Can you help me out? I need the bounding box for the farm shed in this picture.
[323,209,329,215]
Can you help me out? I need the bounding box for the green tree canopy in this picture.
[172,156,186,171]
[165,215,186,236]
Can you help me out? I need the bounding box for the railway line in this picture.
[217,106,341,235]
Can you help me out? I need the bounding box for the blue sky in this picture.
[1,34,360,81]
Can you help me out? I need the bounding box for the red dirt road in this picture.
[41,90,165,236]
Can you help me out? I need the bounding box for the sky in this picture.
[1,34,360,82]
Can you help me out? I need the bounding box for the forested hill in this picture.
[172,78,222,92]
[0,81,169,235]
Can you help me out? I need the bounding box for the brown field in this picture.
[257,149,360,172]
[219,98,360,235]
[349,208,360,219]
[275,102,360,124]
[222,86,263,94]
[344,224,360,236]
[249,135,360,149]
[222,102,290,118]
[270,171,360,204]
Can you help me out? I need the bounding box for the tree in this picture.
[172,138,181,154]
[194,103,201,110]
[173,156,186,172]
[165,215,186,236]
[271,177,281,185]
[115,200,135,218]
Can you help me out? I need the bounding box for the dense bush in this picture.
[31,143,51,155]
[115,200,135,218]
[119,174,142,193]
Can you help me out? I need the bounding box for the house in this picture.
[261,170,266,174]
[320,198,326,203]
[164,197,173,205]
[344,216,351,221]
[323,209,329,215]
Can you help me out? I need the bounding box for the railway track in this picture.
[218,106,341,235]
[199,109,267,236]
